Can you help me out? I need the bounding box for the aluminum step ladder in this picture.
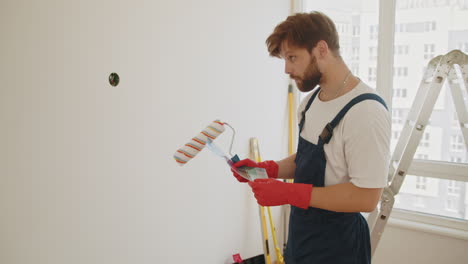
[368,49,468,256]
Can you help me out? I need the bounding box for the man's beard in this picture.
[292,56,321,92]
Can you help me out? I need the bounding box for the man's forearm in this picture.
[276,154,296,179]
[275,154,382,212]
[308,182,383,212]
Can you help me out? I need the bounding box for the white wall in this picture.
[373,224,468,264]
[0,1,290,263]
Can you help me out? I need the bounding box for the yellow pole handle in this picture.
[250,138,271,264]
[251,138,284,264]
[267,207,284,264]
[259,206,271,264]
[283,83,296,257]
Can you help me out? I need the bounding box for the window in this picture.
[399,21,437,33]
[397,23,406,33]
[394,45,409,55]
[445,197,458,212]
[450,134,465,152]
[368,67,377,82]
[351,64,360,76]
[425,21,436,31]
[370,25,379,39]
[418,132,430,148]
[416,153,429,159]
[394,88,408,98]
[394,67,408,77]
[397,175,468,219]
[369,46,378,60]
[391,0,468,223]
[450,156,462,163]
[353,25,360,36]
[452,111,460,128]
[458,42,468,53]
[447,180,460,196]
[336,22,351,35]
[392,108,406,124]
[352,47,360,60]
[416,176,427,190]
[424,44,435,59]
[399,0,468,9]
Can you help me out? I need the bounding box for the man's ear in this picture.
[315,40,329,59]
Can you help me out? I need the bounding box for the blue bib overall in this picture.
[284,88,387,264]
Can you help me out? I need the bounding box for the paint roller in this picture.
[173,120,267,181]
[173,120,228,166]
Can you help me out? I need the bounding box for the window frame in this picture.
[377,0,467,231]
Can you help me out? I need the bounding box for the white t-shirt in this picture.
[297,81,391,188]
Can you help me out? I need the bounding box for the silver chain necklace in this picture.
[334,70,352,98]
[322,70,352,100]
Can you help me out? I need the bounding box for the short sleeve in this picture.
[343,100,391,188]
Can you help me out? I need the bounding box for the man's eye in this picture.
[288,56,296,62]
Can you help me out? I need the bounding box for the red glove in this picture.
[230,159,279,182]
[248,178,313,209]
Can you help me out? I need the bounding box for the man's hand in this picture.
[248,178,313,209]
[230,159,279,182]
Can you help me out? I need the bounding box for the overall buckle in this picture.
[320,123,334,144]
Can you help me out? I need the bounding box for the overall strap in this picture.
[319,93,388,144]
[299,88,321,133]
